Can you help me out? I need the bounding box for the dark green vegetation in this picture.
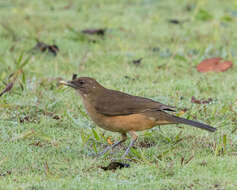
[0,0,237,189]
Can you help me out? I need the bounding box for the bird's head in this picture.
[60,76,103,95]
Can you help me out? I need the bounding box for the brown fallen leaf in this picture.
[168,19,181,24]
[0,82,14,97]
[32,41,59,56]
[191,96,213,104]
[29,141,43,147]
[191,96,201,104]
[132,58,143,66]
[52,115,60,120]
[81,29,106,36]
[47,45,59,55]
[197,57,233,72]
[100,162,130,171]
[19,116,30,123]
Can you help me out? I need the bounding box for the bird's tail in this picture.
[172,115,216,132]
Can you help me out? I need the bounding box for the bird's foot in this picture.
[96,145,112,157]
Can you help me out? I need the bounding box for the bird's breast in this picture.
[82,99,158,132]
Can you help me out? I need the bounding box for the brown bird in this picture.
[60,77,216,158]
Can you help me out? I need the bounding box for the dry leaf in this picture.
[81,29,106,36]
[197,57,233,72]
[32,41,59,56]
[168,19,181,24]
[101,162,130,171]
[191,96,212,104]
[132,58,143,66]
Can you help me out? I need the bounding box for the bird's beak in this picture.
[59,80,77,89]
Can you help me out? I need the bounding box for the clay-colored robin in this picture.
[60,77,216,158]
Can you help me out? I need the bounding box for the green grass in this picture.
[1,0,237,189]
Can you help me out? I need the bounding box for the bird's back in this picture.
[93,88,175,116]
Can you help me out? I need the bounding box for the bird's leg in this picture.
[121,131,138,159]
[97,133,127,156]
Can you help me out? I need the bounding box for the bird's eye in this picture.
[79,80,84,85]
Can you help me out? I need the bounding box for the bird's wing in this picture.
[94,89,175,116]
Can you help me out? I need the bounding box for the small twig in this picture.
[184,155,194,165]
[44,161,51,176]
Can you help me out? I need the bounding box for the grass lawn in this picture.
[1,0,237,189]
